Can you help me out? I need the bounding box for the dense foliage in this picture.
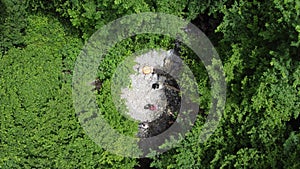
[1,0,299,168]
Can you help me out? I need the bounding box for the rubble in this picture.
[120,50,182,138]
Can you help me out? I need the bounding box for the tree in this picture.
[151,0,300,168]
[0,0,27,54]
[0,14,137,168]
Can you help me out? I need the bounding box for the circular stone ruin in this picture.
[119,49,182,138]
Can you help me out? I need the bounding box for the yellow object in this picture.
[142,66,153,74]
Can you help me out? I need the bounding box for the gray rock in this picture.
[120,50,182,138]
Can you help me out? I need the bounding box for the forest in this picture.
[0,0,299,168]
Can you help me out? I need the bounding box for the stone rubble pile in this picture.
[120,50,182,138]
